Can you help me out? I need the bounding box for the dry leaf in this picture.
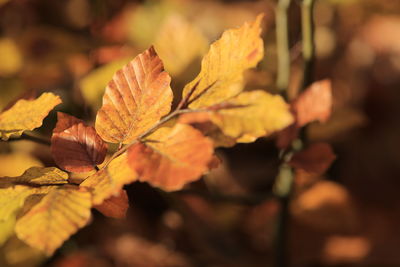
[0,93,61,140]
[293,79,333,127]
[290,142,336,175]
[15,186,92,256]
[128,123,214,191]
[51,112,108,173]
[182,14,264,108]
[94,189,129,219]
[80,153,137,205]
[208,90,293,142]
[95,46,173,144]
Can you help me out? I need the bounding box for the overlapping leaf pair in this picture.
[0,14,299,256]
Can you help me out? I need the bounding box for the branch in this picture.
[3,132,51,146]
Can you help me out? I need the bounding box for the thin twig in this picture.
[4,132,51,146]
[301,0,315,90]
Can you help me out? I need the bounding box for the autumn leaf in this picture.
[128,123,214,191]
[293,79,333,127]
[51,112,108,173]
[0,216,15,246]
[0,167,68,221]
[80,153,137,205]
[154,14,208,76]
[0,38,22,77]
[182,15,264,108]
[15,186,92,256]
[94,189,129,219]
[0,152,43,177]
[290,142,336,175]
[95,46,173,144]
[208,90,293,142]
[0,93,61,140]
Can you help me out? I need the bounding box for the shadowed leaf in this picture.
[94,189,129,219]
[51,112,108,173]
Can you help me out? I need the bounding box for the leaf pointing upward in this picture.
[182,15,264,108]
[95,46,173,144]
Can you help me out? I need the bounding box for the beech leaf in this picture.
[0,93,61,140]
[182,15,264,108]
[80,153,137,205]
[293,79,333,127]
[94,189,129,219]
[127,123,214,191]
[15,186,92,256]
[95,46,173,144]
[51,112,108,173]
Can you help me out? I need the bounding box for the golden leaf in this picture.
[154,14,208,76]
[182,14,264,108]
[0,167,69,186]
[0,38,22,77]
[0,216,15,246]
[209,90,293,142]
[80,153,137,205]
[128,123,214,191]
[15,186,92,256]
[95,46,173,144]
[0,92,61,140]
[51,112,108,173]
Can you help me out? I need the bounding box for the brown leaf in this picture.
[127,124,214,191]
[94,189,129,219]
[290,142,336,175]
[51,112,108,173]
[95,46,173,144]
[293,79,333,127]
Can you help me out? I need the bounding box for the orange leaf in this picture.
[128,124,214,191]
[51,112,108,173]
[94,189,129,219]
[290,142,336,175]
[95,46,173,144]
[292,79,333,127]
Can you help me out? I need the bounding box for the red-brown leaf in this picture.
[51,112,108,173]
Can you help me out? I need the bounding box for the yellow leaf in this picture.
[182,15,264,108]
[128,123,214,191]
[0,152,43,177]
[79,58,130,111]
[95,46,173,144]
[0,92,62,140]
[80,153,137,205]
[15,186,92,256]
[209,90,293,142]
[0,38,23,77]
[0,167,68,221]
[154,14,208,76]
[0,217,15,246]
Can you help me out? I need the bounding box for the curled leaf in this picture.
[51,112,108,173]
[95,46,173,144]
[0,93,61,140]
[127,123,214,191]
[182,14,264,108]
[15,186,92,256]
[80,153,137,205]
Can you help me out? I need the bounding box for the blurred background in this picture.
[1,0,400,266]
